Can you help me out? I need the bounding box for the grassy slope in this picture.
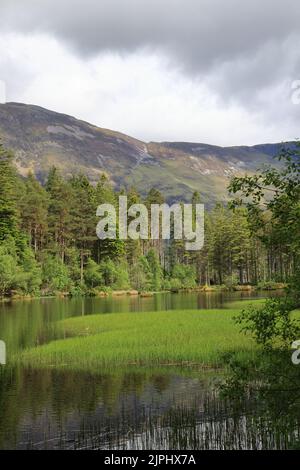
[16,305,260,370]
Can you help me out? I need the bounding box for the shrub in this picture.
[41,254,72,293]
[84,259,103,288]
[99,259,130,289]
[171,263,196,289]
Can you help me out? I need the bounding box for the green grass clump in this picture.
[16,308,258,371]
[224,298,266,310]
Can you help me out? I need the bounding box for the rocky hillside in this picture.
[0,102,290,205]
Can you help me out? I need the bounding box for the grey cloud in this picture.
[1,0,300,66]
[0,0,300,113]
[208,34,300,107]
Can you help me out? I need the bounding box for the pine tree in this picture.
[94,174,125,262]
[46,167,72,262]
[0,145,20,240]
[69,174,97,283]
[146,248,163,291]
[125,187,142,264]
[20,172,49,253]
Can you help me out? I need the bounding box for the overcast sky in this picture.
[0,0,299,145]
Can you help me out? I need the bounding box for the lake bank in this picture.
[0,281,287,302]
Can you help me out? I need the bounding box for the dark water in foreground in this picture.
[0,291,297,450]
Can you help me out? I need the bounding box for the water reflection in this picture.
[0,290,274,354]
[0,291,290,450]
[0,367,298,450]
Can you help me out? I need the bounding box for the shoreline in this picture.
[0,283,287,302]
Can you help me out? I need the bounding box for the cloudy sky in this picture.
[0,0,299,145]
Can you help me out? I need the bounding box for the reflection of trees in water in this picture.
[221,350,300,450]
[0,366,299,449]
[0,367,195,449]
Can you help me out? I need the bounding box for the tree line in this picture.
[0,143,296,297]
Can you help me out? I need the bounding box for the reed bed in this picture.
[15,307,258,370]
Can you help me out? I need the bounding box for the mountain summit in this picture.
[0,102,288,205]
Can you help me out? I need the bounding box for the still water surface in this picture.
[0,291,296,450]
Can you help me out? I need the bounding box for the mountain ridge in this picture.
[0,102,292,205]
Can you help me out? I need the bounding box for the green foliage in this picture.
[223,144,300,436]
[229,143,300,264]
[64,247,81,284]
[46,167,73,261]
[223,274,239,289]
[0,142,298,298]
[170,263,196,288]
[208,205,252,285]
[168,278,181,290]
[256,280,285,291]
[84,259,103,288]
[236,297,300,350]
[146,249,163,291]
[17,307,256,370]
[41,254,72,293]
[18,243,42,294]
[129,256,152,291]
[229,145,300,349]
[0,144,20,240]
[0,239,19,296]
[95,174,116,205]
[20,172,48,252]
[0,237,41,296]
[99,259,130,289]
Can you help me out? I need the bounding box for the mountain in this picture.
[0,102,290,206]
